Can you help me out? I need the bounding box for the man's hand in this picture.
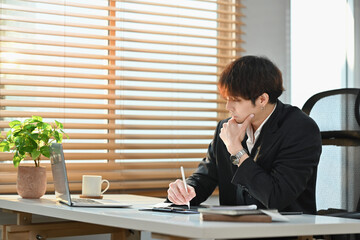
[220,114,254,155]
[167,179,196,205]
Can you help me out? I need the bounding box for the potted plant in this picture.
[0,116,67,198]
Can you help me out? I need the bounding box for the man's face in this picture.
[225,96,258,124]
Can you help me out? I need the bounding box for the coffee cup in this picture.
[82,175,110,197]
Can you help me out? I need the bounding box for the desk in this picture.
[1,194,360,240]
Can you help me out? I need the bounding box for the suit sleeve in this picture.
[232,114,322,210]
[186,120,224,205]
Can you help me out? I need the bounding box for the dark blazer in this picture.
[187,100,322,214]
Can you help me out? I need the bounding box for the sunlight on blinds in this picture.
[0,0,243,196]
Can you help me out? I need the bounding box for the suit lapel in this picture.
[249,101,284,163]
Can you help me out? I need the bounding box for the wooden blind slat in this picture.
[1,14,242,34]
[25,0,243,13]
[0,81,219,94]
[0,26,244,50]
[0,152,207,161]
[118,0,243,16]
[0,47,228,67]
[60,143,209,150]
[0,162,201,172]
[0,111,223,121]
[0,25,242,43]
[0,72,219,85]
[0,90,225,103]
[0,37,243,57]
[0,58,220,75]
[0,100,226,112]
[0,122,216,130]
[2,2,241,24]
[0,169,198,183]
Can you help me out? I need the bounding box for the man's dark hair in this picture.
[218,55,284,104]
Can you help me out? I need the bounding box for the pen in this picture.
[180,166,190,209]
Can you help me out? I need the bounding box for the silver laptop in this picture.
[50,143,131,208]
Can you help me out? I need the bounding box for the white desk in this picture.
[1,194,360,239]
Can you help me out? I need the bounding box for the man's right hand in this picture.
[167,179,196,205]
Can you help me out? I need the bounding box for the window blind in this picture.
[0,0,244,196]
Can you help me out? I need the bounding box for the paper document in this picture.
[260,209,289,222]
[153,202,173,208]
[198,205,261,216]
[207,204,257,210]
[198,205,289,222]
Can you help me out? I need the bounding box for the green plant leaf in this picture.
[44,123,52,130]
[40,132,50,143]
[25,118,34,124]
[36,122,45,129]
[54,131,63,143]
[14,136,24,148]
[9,120,21,128]
[18,149,26,156]
[60,129,69,139]
[27,137,38,149]
[32,116,43,122]
[8,142,15,150]
[24,124,36,133]
[30,133,39,141]
[40,145,51,158]
[0,142,10,152]
[55,120,64,129]
[13,153,23,167]
[12,129,23,137]
[31,149,41,160]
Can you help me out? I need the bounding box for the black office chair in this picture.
[302,88,360,240]
[302,88,360,146]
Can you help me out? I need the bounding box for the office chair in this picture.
[302,88,360,146]
[302,88,360,240]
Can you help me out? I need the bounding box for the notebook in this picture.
[50,143,131,208]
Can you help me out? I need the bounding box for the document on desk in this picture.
[198,205,289,222]
[198,204,259,215]
[260,209,289,222]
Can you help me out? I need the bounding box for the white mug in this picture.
[82,175,110,197]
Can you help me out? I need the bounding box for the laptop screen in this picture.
[50,143,72,205]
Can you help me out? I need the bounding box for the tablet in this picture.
[139,206,199,214]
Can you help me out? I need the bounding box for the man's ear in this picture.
[258,93,269,106]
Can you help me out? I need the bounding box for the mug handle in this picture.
[101,179,110,195]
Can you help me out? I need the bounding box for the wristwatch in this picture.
[230,149,248,165]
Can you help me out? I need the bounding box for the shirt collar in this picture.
[246,103,277,145]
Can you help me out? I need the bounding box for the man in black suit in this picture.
[167,55,322,214]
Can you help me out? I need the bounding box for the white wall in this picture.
[242,0,291,104]
[355,0,360,88]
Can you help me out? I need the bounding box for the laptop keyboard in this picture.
[72,198,98,204]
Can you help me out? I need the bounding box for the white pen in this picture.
[180,166,190,209]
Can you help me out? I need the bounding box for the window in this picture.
[291,0,352,209]
[0,0,244,195]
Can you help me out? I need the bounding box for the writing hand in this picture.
[167,179,196,205]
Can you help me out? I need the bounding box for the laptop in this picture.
[50,143,131,208]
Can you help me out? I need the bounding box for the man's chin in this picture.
[232,117,244,124]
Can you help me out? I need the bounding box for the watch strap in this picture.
[231,149,248,165]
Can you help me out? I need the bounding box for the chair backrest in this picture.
[302,88,360,132]
[303,88,360,212]
[302,88,360,146]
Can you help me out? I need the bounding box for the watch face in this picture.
[230,155,240,165]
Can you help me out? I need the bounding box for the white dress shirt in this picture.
[246,104,277,154]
